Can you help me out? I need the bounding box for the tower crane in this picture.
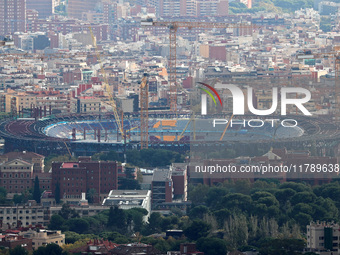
[141,19,255,112]
[140,73,149,149]
[88,27,124,138]
[297,46,340,120]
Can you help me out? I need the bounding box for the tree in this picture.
[0,187,7,205]
[126,208,147,232]
[147,212,162,234]
[48,215,65,230]
[118,178,140,190]
[220,193,252,212]
[33,243,67,255]
[59,204,79,220]
[258,238,305,255]
[196,237,228,255]
[184,220,211,241]
[107,206,126,230]
[9,246,28,255]
[189,205,209,219]
[55,183,61,204]
[33,176,41,204]
[291,192,316,205]
[13,194,24,204]
[86,188,97,204]
[66,218,90,234]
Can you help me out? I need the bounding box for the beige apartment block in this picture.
[20,229,65,249]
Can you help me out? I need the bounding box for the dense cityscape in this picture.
[1,0,340,254]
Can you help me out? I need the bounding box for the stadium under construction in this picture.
[0,112,339,156]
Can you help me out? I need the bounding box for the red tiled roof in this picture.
[62,163,78,168]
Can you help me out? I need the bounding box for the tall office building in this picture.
[67,0,97,20]
[0,0,26,36]
[27,0,54,19]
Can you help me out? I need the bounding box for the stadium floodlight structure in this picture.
[297,46,340,121]
[141,18,256,112]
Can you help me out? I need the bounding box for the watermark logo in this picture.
[197,82,223,115]
[199,82,312,116]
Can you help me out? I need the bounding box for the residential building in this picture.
[167,243,204,255]
[306,221,340,254]
[110,243,163,255]
[151,169,173,206]
[0,232,32,251]
[199,0,223,16]
[68,239,118,254]
[71,96,103,113]
[51,156,118,203]
[0,151,49,195]
[0,158,34,194]
[20,229,65,249]
[67,0,97,20]
[49,204,111,218]
[170,163,188,201]
[26,0,54,19]
[0,203,46,228]
[4,93,37,114]
[0,151,45,173]
[148,0,228,17]
[0,0,26,35]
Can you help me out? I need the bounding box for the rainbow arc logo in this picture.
[197,82,223,115]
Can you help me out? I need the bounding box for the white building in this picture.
[307,221,340,255]
[102,190,151,220]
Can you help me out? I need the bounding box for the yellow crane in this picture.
[141,19,255,112]
[88,27,124,137]
[140,73,149,149]
[178,113,195,141]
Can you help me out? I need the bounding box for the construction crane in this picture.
[88,26,124,138]
[178,113,195,141]
[219,114,234,141]
[63,141,72,157]
[141,19,255,112]
[140,73,149,149]
[297,46,340,120]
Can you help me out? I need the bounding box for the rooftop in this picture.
[152,169,172,182]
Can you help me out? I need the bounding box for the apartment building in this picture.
[20,229,65,249]
[0,233,32,251]
[71,96,103,113]
[0,151,49,195]
[0,0,26,35]
[151,169,173,206]
[307,222,340,255]
[26,0,55,19]
[52,156,118,203]
[148,0,227,17]
[4,93,37,113]
[67,0,96,20]
[0,204,46,228]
